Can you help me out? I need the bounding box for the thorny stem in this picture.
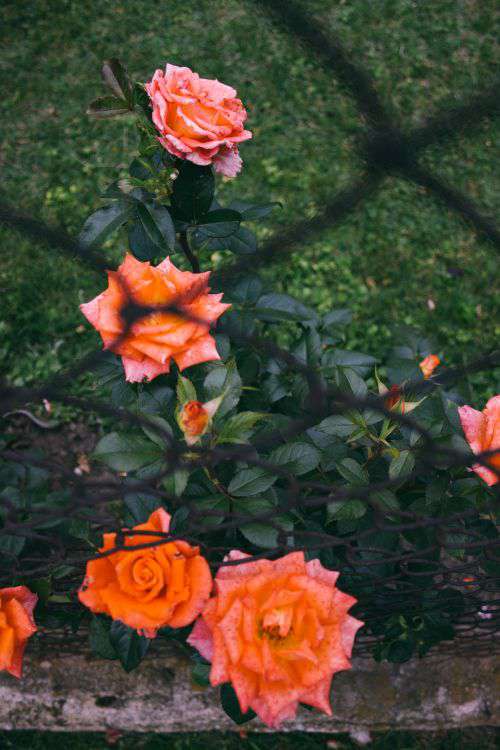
[179,231,200,273]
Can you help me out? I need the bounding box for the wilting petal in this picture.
[187,616,214,662]
[213,148,243,178]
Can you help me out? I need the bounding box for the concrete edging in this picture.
[0,648,498,734]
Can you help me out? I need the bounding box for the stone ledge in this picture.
[0,648,498,733]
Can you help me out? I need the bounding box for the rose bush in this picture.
[0,56,498,725]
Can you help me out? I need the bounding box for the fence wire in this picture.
[0,0,499,658]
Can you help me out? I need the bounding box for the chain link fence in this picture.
[0,0,499,660]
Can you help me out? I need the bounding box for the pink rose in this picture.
[145,64,252,177]
[458,395,500,486]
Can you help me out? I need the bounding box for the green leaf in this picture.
[193,496,229,529]
[340,368,368,398]
[170,506,190,534]
[171,162,214,222]
[204,360,242,418]
[328,498,366,521]
[262,375,288,403]
[79,203,131,247]
[389,451,415,482]
[177,376,197,405]
[220,684,256,725]
[269,442,320,476]
[87,96,131,118]
[140,415,173,447]
[372,489,400,512]
[94,432,163,472]
[196,209,241,238]
[137,386,174,415]
[228,200,281,221]
[124,492,161,523]
[225,225,257,255]
[322,309,352,328]
[230,275,263,304]
[68,518,92,543]
[316,413,359,438]
[135,200,176,253]
[240,497,293,549]
[228,468,277,497]
[217,412,267,444]
[89,616,117,660]
[255,293,318,323]
[162,469,189,498]
[191,660,211,687]
[26,577,52,603]
[101,58,133,105]
[109,620,150,672]
[0,533,25,556]
[336,458,369,485]
[323,349,376,376]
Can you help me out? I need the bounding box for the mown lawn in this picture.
[1,729,499,750]
[1,0,499,395]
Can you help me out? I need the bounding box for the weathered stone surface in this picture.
[0,648,498,733]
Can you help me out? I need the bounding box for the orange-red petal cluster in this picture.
[81,254,230,383]
[188,551,363,728]
[79,508,213,636]
[459,395,500,486]
[0,586,37,678]
[419,354,440,379]
[179,400,210,440]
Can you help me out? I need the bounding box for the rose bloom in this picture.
[0,586,37,678]
[81,254,230,383]
[458,395,500,486]
[419,354,440,379]
[79,508,212,636]
[188,551,363,728]
[145,64,252,177]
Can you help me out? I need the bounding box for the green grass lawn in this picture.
[1,0,499,393]
[1,730,499,750]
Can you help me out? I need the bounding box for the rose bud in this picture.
[419,354,440,379]
[178,397,222,446]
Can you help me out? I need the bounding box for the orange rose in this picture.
[79,508,213,636]
[145,64,252,177]
[81,254,230,383]
[458,395,500,486]
[0,586,38,678]
[419,354,440,379]
[188,551,363,728]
